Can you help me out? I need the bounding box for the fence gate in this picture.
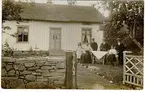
[123,51,143,87]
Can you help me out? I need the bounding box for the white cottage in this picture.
[3,3,105,55]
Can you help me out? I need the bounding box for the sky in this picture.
[16,0,109,17]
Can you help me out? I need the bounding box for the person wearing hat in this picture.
[115,38,125,65]
[90,38,98,51]
[100,39,110,51]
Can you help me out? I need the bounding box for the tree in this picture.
[2,0,23,22]
[67,0,77,5]
[100,0,144,52]
[2,0,23,37]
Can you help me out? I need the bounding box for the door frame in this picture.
[49,27,62,50]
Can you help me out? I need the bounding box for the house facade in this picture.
[2,3,105,55]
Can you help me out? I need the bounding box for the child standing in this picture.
[76,42,85,63]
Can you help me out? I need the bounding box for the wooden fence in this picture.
[123,51,143,87]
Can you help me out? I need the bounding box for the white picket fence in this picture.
[123,51,143,87]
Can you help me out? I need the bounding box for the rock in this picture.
[27,66,40,71]
[36,62,44,67]
[25,82,37,89]
[16,71,19,75]
[14,64,25,71]
[56,63,65,69]
[17,83,26,89]
[41,66,53,70]
[2,69,7,77]
[3,58,16,63]
[54,80,64,86]
[7,70,15,77]
[42,73,51,77]
[9,79,24,88]
[1,80,6,88]
[36,69,42,73]
[49,72,63,76]
[7,62,13,65]
[6,65,13,71]
[44,62,55,66]
[109,81,113,84]
[37,76,43,79]
[49,70,55,72]
[20,71,32,75]
[55,69,65,73]
[37,78,48,82]
[25,75,36,82]
[35,82,49,88]
[102,76,105,78]
[19,76,25,79]
[24,62,35,68]
[2,63,6,68]
[32,72,41,76]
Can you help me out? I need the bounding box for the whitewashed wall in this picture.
[3,20,103,51]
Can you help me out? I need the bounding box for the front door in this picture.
[50,28,61,50]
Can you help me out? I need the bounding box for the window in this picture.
[17,26,29,42]
[81,28,92,44]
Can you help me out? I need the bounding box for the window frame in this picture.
[16,25,29,43]
[81,27,92,44]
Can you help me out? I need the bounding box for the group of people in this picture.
[101,38,125,65]
[76,38,98,63]
[76,38,125,65]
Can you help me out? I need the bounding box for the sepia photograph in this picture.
[1,0,144,90]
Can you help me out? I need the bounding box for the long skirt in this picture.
[81,51,92,63]
[107,54,116,65]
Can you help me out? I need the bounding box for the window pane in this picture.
[23,34,28,41]
[17,26,29,42]
[18,34,23,42]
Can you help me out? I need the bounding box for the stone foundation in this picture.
[1,57,65,89]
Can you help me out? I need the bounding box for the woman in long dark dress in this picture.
[81,43,92,63]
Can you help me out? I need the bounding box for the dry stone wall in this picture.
[1,57,65,89]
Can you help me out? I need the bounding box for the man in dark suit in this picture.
[100,39,110,64]
[100,39,110,51]
[90,38,98,51]
[115,38,125,65]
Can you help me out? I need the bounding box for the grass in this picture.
[82,64,123,84]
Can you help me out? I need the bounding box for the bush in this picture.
[2,40,14,57]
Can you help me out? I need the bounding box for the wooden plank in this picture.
[125,73,143,78]
[133,76,136,83]
[137,78,139,85]
[123,52,126,84]
[125,81,142,87]
[126,55,143,58]
[127,75,129,82]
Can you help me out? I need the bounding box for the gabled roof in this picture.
[19,3,105,23]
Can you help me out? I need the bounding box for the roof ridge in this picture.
[8,2,105,23]
[17,2,95,8]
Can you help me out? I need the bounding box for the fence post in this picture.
[72,51,78,89]
[65,51,73,89]
[123,51,126,84]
